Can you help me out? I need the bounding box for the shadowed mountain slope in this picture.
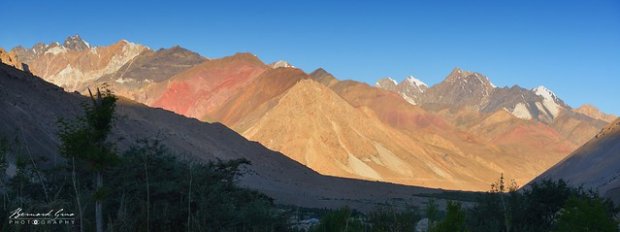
[532,118,620,202]
[0,62,442,211]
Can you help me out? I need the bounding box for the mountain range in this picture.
[1,35,615,191]
[0,61,444,211]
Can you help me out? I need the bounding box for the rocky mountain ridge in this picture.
[3,35,614,191]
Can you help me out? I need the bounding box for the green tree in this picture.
[105,140,291,231]
[432,201,467,232]
[312,207,364,232]
[425,198,439,229]
[554,196,618,232]
[58,88,119,232]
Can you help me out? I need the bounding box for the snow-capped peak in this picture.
[375,77,398,88]
[532,86,558,102]
[532,85,564,119]
[386,77,398,86]
[404,75,427,88]
[269,60,295,69]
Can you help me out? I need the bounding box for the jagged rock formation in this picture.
[376,76,428,105]
[10,35,148,90]
[0,48,24,70]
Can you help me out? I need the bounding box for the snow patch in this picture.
[387,77,397,86]
[44,46,67,55]
[401,93,417,105]
[533,86,557,102]
[375,77,398,88]
[270,60,295,68]
[405,75,428,88]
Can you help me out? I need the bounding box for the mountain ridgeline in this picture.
[1,35,615,192]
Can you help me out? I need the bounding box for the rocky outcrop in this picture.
[0,48,24,70]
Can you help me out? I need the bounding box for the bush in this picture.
[467,178,618,232]
[311,207,364,232]
[367,205,419,232]
[554,196,618,232]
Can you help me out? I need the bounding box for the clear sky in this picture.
[2,0,619,115]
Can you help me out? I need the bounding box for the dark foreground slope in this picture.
[0,63,439,211]
[531,118,620,202]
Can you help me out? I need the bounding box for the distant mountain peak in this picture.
[310,68,335,79]
[117,39,133,46]
[220,52,265,66]
[157,45,195,54]
[63,34,90,51]
[374,76,428,105]
[452,67,463,74]
[309,68,338,87]
[447,67,471,78]
[418,68,497,108]
[531,85,566,119]
[574,104,617,123]
[375,77,398,91]
[269,60,295,69]
[532,86,559,103]
[311,67,329,75]
[381,77,398,85]
[445,67,495,86]
[389,77,398,85]
[403,75,427,88]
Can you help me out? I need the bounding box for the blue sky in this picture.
[2,0,619,115]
